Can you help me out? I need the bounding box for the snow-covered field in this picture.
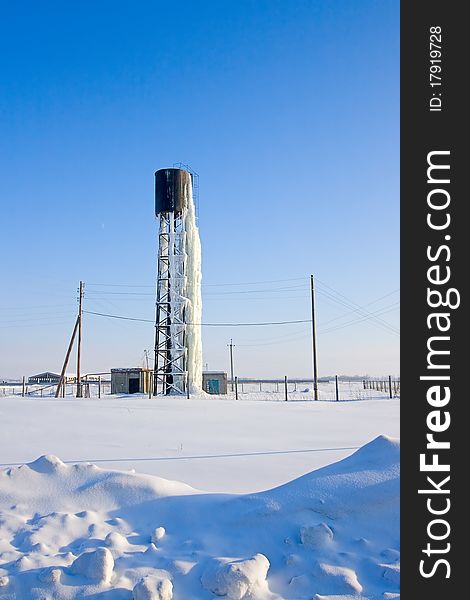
[0,394,399,599]
[0,394,399,492]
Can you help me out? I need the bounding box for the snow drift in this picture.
[0,436,399,599]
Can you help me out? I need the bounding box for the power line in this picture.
[318,299,400,328]
[237,333,311,347]
[83,309,312,327]
[84,310,153,323]
[85,284,309,297]
[84,279,399,335]
[316,285,399,334]
[86,276,307,288]
[316,278,400,332]
[318,305,399,335]
[232,301,399,346]
[0,312,75,324]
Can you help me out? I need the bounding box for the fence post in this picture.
[22,376,25,397]
[241,382,244,393]
[335,375,339,402]
[235,376,238,400]
[284,376,288,401]
[98,376,101,399]
[389,375,393,399]
[259,381,262,392]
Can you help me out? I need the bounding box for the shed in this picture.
[202,371,228,395]
[111,368,152,395]
[28,372,61,384]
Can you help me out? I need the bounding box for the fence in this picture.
[229,377,400,402]
[1,376,399,402]
[0,380,113,398]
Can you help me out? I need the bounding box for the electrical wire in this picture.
[83,309,312,327]
[85,284,309,297]
[318,298,400,328]
[318,305,399,335]
[316,278,400,333]
[86,276,307,288]
[316,286,399,334]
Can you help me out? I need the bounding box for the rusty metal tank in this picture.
[155,168,192,216]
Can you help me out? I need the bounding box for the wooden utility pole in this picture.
[310,275,319,401]
[228,339,235,392]
[76,281,84,397]
[55,315,80,397]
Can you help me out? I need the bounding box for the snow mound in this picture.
[0,435,399,599]
[70,547,114,583]
[313,562,363,595]
[300,523,334,548]
[27,454,66,473]
[38,567,62,584]
[105,531,127,550]
[151,526,166,545]
[201,553,270,600]
[264,434,399,519]
[133,574,173,600]
[381,562,400,586]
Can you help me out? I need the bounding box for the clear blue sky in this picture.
[0,0,399,380]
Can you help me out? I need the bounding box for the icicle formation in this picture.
[184,180,203,393]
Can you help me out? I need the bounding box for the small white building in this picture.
[202,371,228,395]
[111,368,152,394]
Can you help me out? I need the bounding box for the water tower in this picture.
[154,168,202,395]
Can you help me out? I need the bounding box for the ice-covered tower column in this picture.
[154,168,202,395]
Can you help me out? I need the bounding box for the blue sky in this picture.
[0,0,399,379]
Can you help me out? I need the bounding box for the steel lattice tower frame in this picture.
[154,210,189,395]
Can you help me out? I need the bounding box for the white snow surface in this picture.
[0,395,399,493]
[0,435,399,599]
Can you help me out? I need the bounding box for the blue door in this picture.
[207,379,220,394]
